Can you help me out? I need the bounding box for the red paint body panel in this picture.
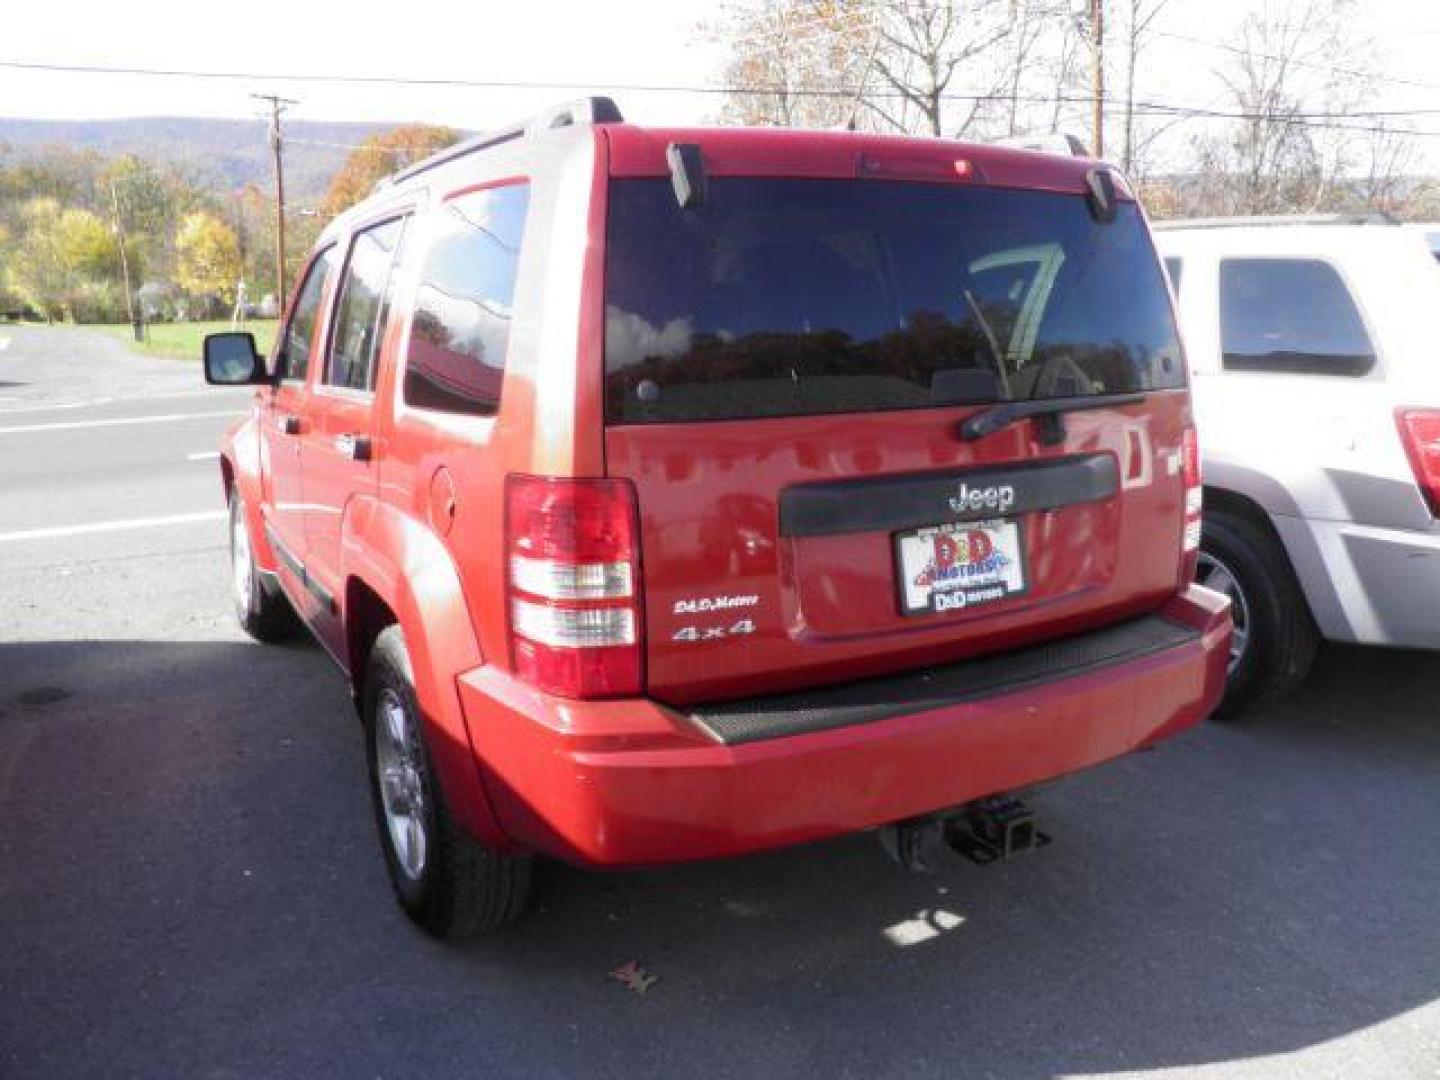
[462,586,1228,866]
[608,392,1191,705]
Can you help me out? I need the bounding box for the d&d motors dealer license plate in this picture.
[895,519,1027,616]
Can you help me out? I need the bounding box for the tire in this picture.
[229,488,300,642]
[1198,508,1319,720]
[363,625,531,938]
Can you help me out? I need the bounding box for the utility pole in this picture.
[107,178,138,341]
[252,94,298,306]
[1089,0,1105,159]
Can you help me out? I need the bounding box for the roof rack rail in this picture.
[1152,212,1397,231]
[375,96,623,192]
[990,131,1090,157]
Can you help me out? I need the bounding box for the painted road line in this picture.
[0,337,10,351]
[0,399,115,414]
[0,411,242,436]
[0,391,252,416]
[187,451,221,461]
[0,510,227,544]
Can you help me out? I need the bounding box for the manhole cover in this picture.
[17,687,70,707]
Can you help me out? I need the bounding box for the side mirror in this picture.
[202,332,268,385]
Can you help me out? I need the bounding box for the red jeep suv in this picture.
[203,98,1230,938]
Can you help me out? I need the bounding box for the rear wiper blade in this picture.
[958,392,1145,445]
[961,289,1011,397]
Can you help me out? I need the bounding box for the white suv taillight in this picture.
[505,475,643,698]
[1181,426,1203,579]
[1396,409,1440,518]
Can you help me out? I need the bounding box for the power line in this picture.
[7,54,1440,141]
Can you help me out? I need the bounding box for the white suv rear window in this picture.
[1220,258,1376,376]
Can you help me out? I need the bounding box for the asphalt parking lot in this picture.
[1,324,1436,1079]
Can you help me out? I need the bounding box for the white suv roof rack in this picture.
[1153,212,1397,231]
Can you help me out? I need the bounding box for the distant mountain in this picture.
[0,116,414,202]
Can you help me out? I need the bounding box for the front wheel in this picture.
[229,488,299,642]
[364,626,531,938]
[1198,509,1318,720]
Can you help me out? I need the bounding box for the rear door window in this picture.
[403,182,530,416]
[603,179,1183,423]
[275,247,337,382]
[1220,258,1376,376]
[326,216,410,392]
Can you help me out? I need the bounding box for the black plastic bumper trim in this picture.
[779,454,1119,538]
[688,614,1199,745]
[264,522,337,615]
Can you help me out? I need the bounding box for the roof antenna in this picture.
[666,143,706,210]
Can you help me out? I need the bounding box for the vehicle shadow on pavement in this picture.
[2,637,1436,1078]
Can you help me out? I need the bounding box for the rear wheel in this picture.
[364,626,531,938]
[1198,509,1318,720]
[229,488,299,642]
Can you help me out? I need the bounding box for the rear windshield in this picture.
[604,178,1183,424]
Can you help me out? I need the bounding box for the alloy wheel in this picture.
[375,688,430,880]
[1197,550,1251,675]
[231,500,253,614]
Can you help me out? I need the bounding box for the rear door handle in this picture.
[273,413,301,436]
[334,433,373,462]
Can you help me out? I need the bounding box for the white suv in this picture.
[1156,215,1440,715]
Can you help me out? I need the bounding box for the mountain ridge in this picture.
[0,116,417,202]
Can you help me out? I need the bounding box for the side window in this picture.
[404,182,531,416]
[1220,258,1375,376]
[275,247,337,382]
[326,217,410,392]
[1163,257,1183,294]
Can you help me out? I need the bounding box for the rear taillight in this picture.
[1180,426,1203,579]
[505,475,643,698]
[1396,409,1440,517]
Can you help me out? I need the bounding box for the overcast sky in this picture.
[4,0,1440,165]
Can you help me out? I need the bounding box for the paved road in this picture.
[1,324,1437,1080]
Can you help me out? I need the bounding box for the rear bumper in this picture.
[458,586,1230,866]
[1285,516,1440,648]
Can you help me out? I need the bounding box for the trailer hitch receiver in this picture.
[947,795,1049,865]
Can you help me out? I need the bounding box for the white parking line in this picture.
[0,399,114,414]
[0,337,11,351]
[0,391,250,416]
[0,411,242,436]
[187,451,221,461]
[0,510,226,544]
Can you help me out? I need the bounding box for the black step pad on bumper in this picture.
[689,615,1199,745]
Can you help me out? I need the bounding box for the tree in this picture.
[6,199,70,321]
[321,124,460,219]
[717,0,1052,140]
[866,0,1014,137]
[716,0,879,129]
[99,154,191,285]
[4,198,123,322]
[1193,0,1374,215]
[1117,0,1172,174]
[175,211,242,303]
[999,0,1067,137]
